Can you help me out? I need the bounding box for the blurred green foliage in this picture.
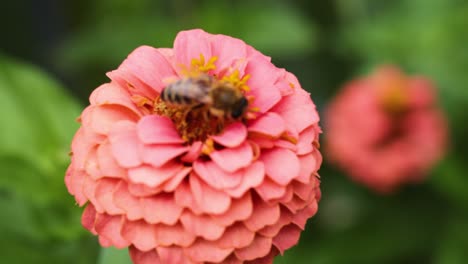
[1,0,467,263]
[0,56,98,263]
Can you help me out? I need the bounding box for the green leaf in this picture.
[98,247,133,264]
[0,55,94,261]
[0,55,81,174]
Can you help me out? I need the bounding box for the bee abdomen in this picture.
[161,79,204,105]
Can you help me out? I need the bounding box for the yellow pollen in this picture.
[289,82,295,89]
[249,106,260,112]
[222,70,251,92]
[201,138,215,155]
[191,54,217,72]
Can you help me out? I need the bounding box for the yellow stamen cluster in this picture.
[191,54,218,73]
[222,70,251,92]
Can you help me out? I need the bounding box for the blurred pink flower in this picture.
[325,66,447,193]
[65,29,322,263]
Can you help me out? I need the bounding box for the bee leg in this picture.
[184,103,204,122]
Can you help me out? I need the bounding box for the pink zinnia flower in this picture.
[325,66,447,193]
[65,29,322,263]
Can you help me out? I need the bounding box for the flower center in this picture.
[154,54,253,144]
[379,83,409,116]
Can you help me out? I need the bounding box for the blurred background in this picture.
[1,0,467,263]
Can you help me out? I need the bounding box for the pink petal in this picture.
[244,199,280,232]
[247,136,275,150]
[291,202,318,230]
[209,142,253,173]
[274,70,296,97]
[82,105,139,136]
[137,115,184,144]
[157,247,196,264]
[83,176,103,212]
[282,195,308,214]
[225,161,265,198]
[274,138,297,152]
[255,178,286,201]
[180,212,225,241]
[174,181,203,215]
[217,223,255,249]
[272,225,302,255]
[258,210,292,238]
[109,121,142,168]
[113,182,144,220]
[273,185,294,204]
[245,248,277,264]
[112,45,177,93]
[70,127,97,170]
[142,193,183,225]
[260,148,300,185]
[296,153,318,183]
[271,88,319,133]
[141,144,189,167]
[162,167,192,192]
[122,220,158,251]
[85,146,102,179]
[292,180,315,201]
[65,167,87,206]
[107,68,158,100]
[157,48,174,60]
[127,182,163,197]
[95,179,125,215]
[234,235,272,261]
[222,255,244,264]
[296,125,317,155]
[97,140,127,178]
[153,223,196,247]
[130,247,161,264]
[211,122,247,148]
[190,174,231,214]
[184,240,233,263]
[173,29,213,73]
[245,59,282,113]
[248,112,285,138]
[212,192,253,226]
[81,204,97,234]
[210,34,248,74]
[180,141,203,163]
[98,236,111,247]
[89,82,141,115]
[193,160,243,190]
[94,214,130,248]
[128,162,184,188]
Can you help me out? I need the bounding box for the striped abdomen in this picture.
[160,77,212,105]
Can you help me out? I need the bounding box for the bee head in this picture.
[231,96,248,119]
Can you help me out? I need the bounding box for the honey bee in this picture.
[160,74,249,120]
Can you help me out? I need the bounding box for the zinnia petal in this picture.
[261,148,300,185]
[137,115,184,144]
[211,122,247,148]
